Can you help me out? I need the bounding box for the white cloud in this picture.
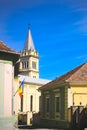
[76,54,87,61]
[74,17,87,35]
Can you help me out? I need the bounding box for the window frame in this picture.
[55,96,60,113]
[54,93,61,120]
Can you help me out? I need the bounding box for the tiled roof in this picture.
[0,41,17,54]
[40,62,87,90]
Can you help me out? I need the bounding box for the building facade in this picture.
[39,62,87,129]
[17,75,50,125]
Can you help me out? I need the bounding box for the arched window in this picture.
[33,76,36,78]
[30,95,33,111]
[21,96,23,112]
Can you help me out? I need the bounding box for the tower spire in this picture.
[20,25,39,77]
[24,25,35,51]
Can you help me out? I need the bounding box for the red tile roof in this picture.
[40,62,87,90]
[0,41,17,54]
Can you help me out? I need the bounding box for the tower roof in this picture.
[24,28,35,51]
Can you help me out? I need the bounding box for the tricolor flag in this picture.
[14,80,25,98]
[17,80,24,98]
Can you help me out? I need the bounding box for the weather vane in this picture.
[28,23,30,29]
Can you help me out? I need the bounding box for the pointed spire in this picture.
[24,25,35,51]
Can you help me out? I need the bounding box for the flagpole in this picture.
[14,89,18,96]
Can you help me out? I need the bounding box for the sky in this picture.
[0,0,87,80]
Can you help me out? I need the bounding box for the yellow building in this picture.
[39,62,87,129]
[14,27,50,125]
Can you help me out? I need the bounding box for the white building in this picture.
[0,41,20,127]
[14,27,50,125]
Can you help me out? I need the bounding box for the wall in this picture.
[71,84,87,106]
[14,77,20,114]
[0,62,4,116]
[40,84,69,128]
[23,84,41,112]
[0,60,17,128]
[0,60,13,116]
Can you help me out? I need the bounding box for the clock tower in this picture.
[19,27,39,78]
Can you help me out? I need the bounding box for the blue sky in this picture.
[0,0,87,80]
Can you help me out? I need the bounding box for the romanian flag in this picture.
[17,80,24,98]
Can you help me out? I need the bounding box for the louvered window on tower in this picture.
[22,62,24,69]
[22,61,29,69]
[32,61,36,69]
[27,61,29,68]
[22,62,26,69]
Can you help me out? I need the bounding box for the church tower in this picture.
[19,27,39,78]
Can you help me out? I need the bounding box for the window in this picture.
[24,62,26,69]
[32,61,36,69]
[22,62,24,69]
[22,62,26,69]
[30,95,33,111]
[46,97,50,113]
[55,96,60,112]
[21,96,23,112]
[27,61,29,68]
[33,76,36,78]
[22,61,28,69]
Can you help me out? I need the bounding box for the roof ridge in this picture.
[54,62,85,82]
[67,62,87,81]
[39,62,87,90]
[65,62,86,81]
